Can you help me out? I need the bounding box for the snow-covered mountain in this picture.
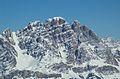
[0,17,120,79]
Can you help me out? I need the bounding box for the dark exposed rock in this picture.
[86,73,101,79]
[114,49,120,62]
[2,28,15,45]
[79,25,100,43]
[79,75,84,79]
[47,74,61,78]
[72,67,85,73]
[0,38,17,75]
[4,70,61,79]
[96,65,119,75]
[72,65,97,73]
[3,28,12,38]
[50,62,71,72]
[105,48,119,66]
[115,49,120,58]
[74,48,90,64]
[66,54,75,64]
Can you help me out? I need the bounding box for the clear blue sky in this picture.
[0,0,120,39]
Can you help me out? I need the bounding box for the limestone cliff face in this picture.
[0,17,120,79]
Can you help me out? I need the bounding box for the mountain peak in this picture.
[0,17,120,79]
[48,16,65,21]
[46,16,66,25]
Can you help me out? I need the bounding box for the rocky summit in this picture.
[0,17,120,79]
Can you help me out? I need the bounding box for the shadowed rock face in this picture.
[16,17,100,64]
[105,48,119,66]
[0,17,120,79]
[79,25,100,42]
[2,28,15,45]
[50,62,71,72]
[72,65,98,73]
[1,70,61,79]
[0,37,17,75]
[96,66,119,75]
[86,73,101,79]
